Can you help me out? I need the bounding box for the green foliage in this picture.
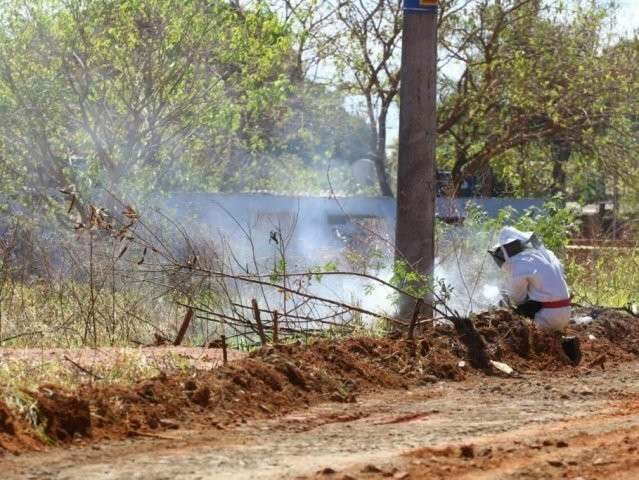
[511,201,580,254]
[0,0,371,216]
[390,259,430,299]
[462,199,580,256]
[567,249,639,308]
[269,257,287,283]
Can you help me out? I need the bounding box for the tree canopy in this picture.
[0,0,637,218]
[437,0,639,205]
[0,0,370,218]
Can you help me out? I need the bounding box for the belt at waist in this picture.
[540,298,571,309]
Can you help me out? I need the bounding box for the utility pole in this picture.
[395,0,437,320]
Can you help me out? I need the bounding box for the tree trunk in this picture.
[374,109,393,197]
[479,166,496,197]
[451,149,468,195]
[550,139,571,195]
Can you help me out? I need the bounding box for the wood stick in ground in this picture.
[182,303,260,336]
[272,310,279,345]
[183,267,411,326]
[408,298,424,341]
[231,302,351,325]
[251,298,268,346]
[174,307,194,346]
[221,334,228,365]
[230,302,354,328]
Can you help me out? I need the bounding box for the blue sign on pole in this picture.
[404,0,438,14]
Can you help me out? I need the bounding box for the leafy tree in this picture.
[334,0,403,197]
[1,0,636,214]
[438,1,639,198]
[0,0,375,214]
[297,0,638,207]
[269,0,340,82]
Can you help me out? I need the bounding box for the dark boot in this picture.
[561,336,582,366]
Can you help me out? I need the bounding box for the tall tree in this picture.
[302,0,638,200]
[438,0,639,196]
[0,0,294,211]
[334,0,403,197]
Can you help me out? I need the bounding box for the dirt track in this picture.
[3,361,638,480]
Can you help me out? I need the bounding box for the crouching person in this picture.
[488,227,581,364]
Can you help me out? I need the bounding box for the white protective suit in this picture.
[495,227,571,330]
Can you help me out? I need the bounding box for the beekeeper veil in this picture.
[488,226,540,268]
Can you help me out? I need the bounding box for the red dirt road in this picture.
[2,361,638,480]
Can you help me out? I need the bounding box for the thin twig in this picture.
[63,355,104,380]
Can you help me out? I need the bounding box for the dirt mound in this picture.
[1,309,637,455]
[33,388,91,442]
[469,308,639,371]
[574,308,639,355]
[472,310,555,370]
[0,337,466,453]
[0,401,41,454]
[0,403,16,436]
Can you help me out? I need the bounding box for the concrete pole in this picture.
[395,0,437,320]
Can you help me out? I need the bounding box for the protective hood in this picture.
[489,226,537,267]
[497,226,535,247]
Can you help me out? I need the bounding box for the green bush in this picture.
[461,198,580,257]
[567,249,639,308]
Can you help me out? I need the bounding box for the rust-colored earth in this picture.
[0,308,637,479]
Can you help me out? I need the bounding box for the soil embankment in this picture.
[0,308,638,479]
[2,361,638,479]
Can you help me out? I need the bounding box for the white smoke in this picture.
[160,193,505,323]
[434,223,506,316]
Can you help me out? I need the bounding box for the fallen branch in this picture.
[450,318,492,372]
[572,302,639,319]
[174,307,194,346]
[127,430,174,440]
[408,299,424,340]
[63,355,104,380]
[0,330,43,345]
